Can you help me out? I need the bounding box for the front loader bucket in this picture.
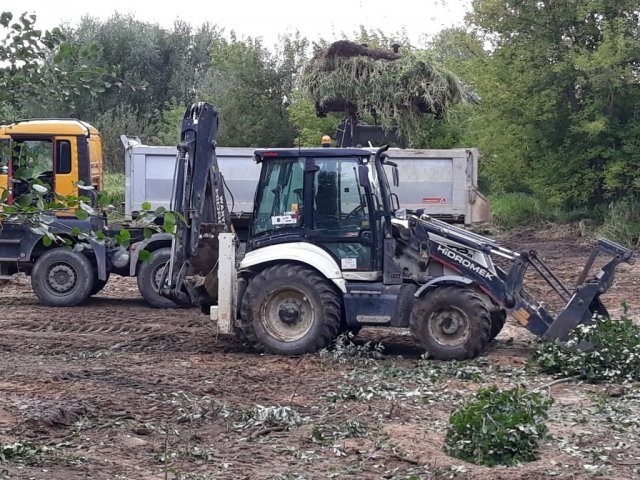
[542,239,634,342]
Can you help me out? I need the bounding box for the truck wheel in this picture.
[136,247,177,308]
[31,248,95,307]
[410,286,491,360]
[91,271,110,296]
[239,264,341,355]
[489,309,506,341]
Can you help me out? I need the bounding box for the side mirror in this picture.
[392,166,399,187]
[358,164,371,189]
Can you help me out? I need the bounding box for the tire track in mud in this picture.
[2,318,160,336]
[0,290,223,354]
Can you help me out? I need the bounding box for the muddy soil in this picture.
[0,226,638,479]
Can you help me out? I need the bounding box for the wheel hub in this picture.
[429,307,470,347]
[261,289,314,342]
[278,302,301,324]
[47,263,77,293]
[440,316,460,334]
[152,264,166,291]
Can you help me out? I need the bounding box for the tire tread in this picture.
[239,264,341,355]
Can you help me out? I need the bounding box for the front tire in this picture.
[137,248,178,308]
[410,286,491,360]
[31,248,95,306]
[239,264,341,355]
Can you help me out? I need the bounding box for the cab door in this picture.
[311,156,375,273]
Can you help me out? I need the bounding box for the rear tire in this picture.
[489,309,507,341]
[31,248,95,306]
[239,264,341,355]
[410,286,491,360]
[137,247,178,308]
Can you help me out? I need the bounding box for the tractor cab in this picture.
[248,147,396,274]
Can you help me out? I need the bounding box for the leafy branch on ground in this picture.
[234,405,308,431]
[0,171,182,260]
[318,332,384,363]
[0,441,47,464]
[444,385,553,467]
[531,315,640,383]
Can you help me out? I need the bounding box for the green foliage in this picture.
[464,0,640,206]
[234,405,307,430]
[92,106,154,172]
[198,34,305,147]
[532,316,640,383]
[287,94,341,146]
[0,441,46,463]
[489,193,542,229]
[102,173,125,208]
[444,385,553,466]
[599,199,640,247]
[319,333,384,363]
[151,104,185,146]
[0,11,107,116]
[301,45,475,142]
[0,167,177,255]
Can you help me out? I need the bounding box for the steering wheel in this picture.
[344,205,366,224]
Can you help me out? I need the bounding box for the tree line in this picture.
[1,1,638,216]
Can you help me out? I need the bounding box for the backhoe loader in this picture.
[162,102,633,360]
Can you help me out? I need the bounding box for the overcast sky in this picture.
[14,0,471,47]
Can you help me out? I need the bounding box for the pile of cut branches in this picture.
[300,40,476,139]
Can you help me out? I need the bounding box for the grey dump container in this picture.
[121,136,489,224]
[380,148,489,224]
[122,136,261,217]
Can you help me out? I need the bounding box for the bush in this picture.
[93,106,154,173]
[599,200,640,247]
[490,193,543,229]
[444,385,553,466]
[102,172,125,210]
[532,316,640,383]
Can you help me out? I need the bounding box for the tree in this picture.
[197,34,304,147]
[466,0,640,207]
[287,92,342,146]
[0,11,105,119]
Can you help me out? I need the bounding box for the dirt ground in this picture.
[0,225,638,480]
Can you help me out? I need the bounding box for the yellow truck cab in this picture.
[0,119,103,210]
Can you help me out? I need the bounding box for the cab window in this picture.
[56,140,72,174]
[313,157,369,235]
[251,158,305,236]
[13,139,53,179]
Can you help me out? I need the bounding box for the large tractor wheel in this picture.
[239,264,341,355]
[410,286,491,360]
[137,247,178,308]
[489,309,507,341]
[31,248,95,307]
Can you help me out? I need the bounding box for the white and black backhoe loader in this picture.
[162,102,634,360]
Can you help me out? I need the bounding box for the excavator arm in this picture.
[162,102,232,306]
